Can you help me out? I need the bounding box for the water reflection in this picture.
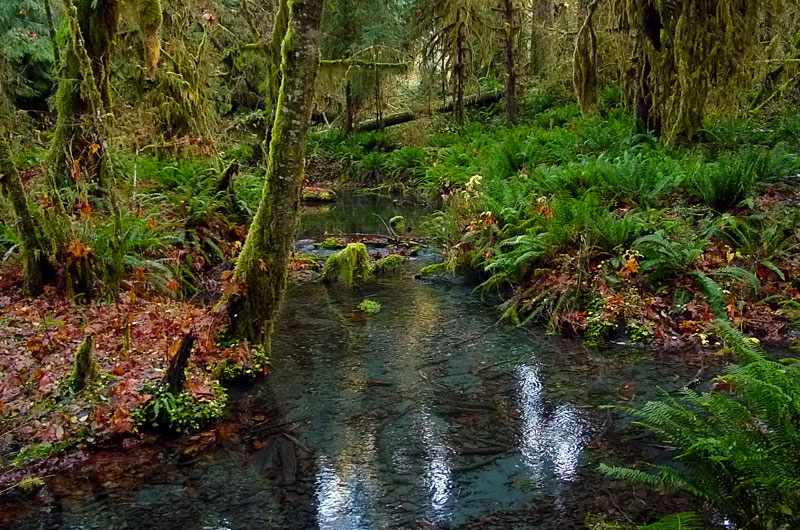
[418,407,453,521]
[516,364,586,482]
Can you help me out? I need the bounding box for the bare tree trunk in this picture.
[344,81,354,133]
[529,0,553,76]
[573,0,599,114]
[43,0,60,66]
[227,0,326,346]
[0,135,54,295]
[455,11,466,124]
[502,0,518,124]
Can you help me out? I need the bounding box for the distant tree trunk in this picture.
[454,11,466,124]
[573,0,599,114]
[529,0,553,76]
[502,0,518,124]
[43,0,60,66]
[48,0,118,189]
[344,81,354,133]
[227,0,326,346]
[137,0,163,73]
[0,135,54,295]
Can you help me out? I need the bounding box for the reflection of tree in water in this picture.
[515,363,587,483]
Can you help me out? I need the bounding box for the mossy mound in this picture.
[372,253,406,274]
[320,243,371,286]
[69,335,98,392]
[302,187,337,202]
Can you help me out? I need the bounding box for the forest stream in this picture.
[3,194,713,529]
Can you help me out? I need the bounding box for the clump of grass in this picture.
[357,299,382,314]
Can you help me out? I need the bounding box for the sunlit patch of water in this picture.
[417,406,454,523]
[515,364,587,483]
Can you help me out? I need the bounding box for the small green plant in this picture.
[217,344,270,384]
[16,477,46,494]
[357,299,382,314]
[134,382,226,433]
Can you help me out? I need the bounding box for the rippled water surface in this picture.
[3,195,707,530]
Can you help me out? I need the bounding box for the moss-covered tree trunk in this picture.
[227,0,326,346]
[265,0,289,145]
[573,0,599,114]
[137,0,163,73]
[48,0,118,189]
[501,0,518,124]
[0,135,54,295]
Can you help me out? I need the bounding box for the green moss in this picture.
[17,477,45,494]
[389,215,407,233]
[357,299,382,314]
[302,188,336,202]
[319,237,345,249]
[372,253,406,274]
[320,243,371,286]
[69,335,98,392]
[419,263,447,277]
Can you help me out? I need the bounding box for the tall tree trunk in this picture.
[0,135,54,295]
[529,0,553,76]
[137,0,163,73]
[502,0,518,124]
[227,0,326,346]
[344,81,354,133]
[454,11,466,124]
[265,0,289,145]
[573,0,599,114]
[48,0,118,189]
[43,0,60,67]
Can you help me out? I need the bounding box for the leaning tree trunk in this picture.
[48,0,118,189]
[227,0,326,346]
[0,135,54,295]
[502,0,518,124]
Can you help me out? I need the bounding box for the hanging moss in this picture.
[138,0,163,72]
[617,0,765,144]
[70,335,98,392]
[320,243,372,286]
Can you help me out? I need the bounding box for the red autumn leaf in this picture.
[727,297,736,318]
[67,239,92,259]
[72,160,81,181]
[186,378,216,400]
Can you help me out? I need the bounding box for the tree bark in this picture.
[48,0,118,189]
[573,0,599,114]
[43,0,60,67]
[227,0,326,346]
[0,136,54,295]
[502,0,518,124]
[455,11,466,124]
[265,0,289,146]
[529,0,553,76]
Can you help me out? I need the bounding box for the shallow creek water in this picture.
[3,194,714,530]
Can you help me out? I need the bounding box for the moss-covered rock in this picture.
[320,243,371,286]
[372,253,406,274]
[302,186,337,202]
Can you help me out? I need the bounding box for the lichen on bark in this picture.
[226,0,326,347]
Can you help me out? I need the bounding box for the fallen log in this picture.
[354,91,503,132]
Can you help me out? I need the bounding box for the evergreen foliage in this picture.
[600,321,800,530]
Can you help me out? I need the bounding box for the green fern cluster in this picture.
[600,320,800,530]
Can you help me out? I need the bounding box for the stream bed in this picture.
[2,194,713,529]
